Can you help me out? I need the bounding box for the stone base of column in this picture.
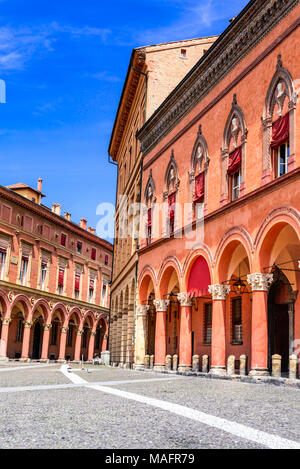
[123,363,131,369]
[178,365,192,373]
[154,364,166,372]
[249,368,270,377]
[210,366,227,376]
[101,351,110,366]
[133,363,145,371]
[39,359,50,364]
[0,356,9,362]
[57,359,67,363]
[20,358,30,363]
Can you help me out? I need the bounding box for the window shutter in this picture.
[105,254,109,265]
[61,234,67,247]
[91,248,96,261]
[168,193,176,222]
[75,273,80,291]
[58,269,64,287]
[194,172,205,202]
[147,208,152,227]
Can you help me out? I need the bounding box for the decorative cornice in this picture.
[209,284,231,301]
[153,299,170,312]
[247,273,274,291]
[138,0,299,156]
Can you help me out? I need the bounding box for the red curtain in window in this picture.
[105,255,109,265]
[89,278,94,291]
[147,208,152,227]
[271,113,290,148]
[75,274,80,291]
[61,234,66,247]
[0,248,6,254]
[227,146,242,176]
[91,248,96,261]
[58,269,64,287]
[168,193,176,222]
[194,172,205,202]
[22,255,29,262]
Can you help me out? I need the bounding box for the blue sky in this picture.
[0,0,248,238]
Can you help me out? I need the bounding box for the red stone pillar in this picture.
[247,273,273,376]
[0,318,11,358]
[41,324,51,361]
[21,321,33,360]
[88,332,96,361]
[208,285,231,375]
[178,293,193,372]
[153,300,170,371]
[58,326,68,362]
[74,329,83,361]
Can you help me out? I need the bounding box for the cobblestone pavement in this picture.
[0,364,299,449]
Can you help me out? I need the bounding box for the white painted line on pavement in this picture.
[60,365,300,450]
[0,364,58,373]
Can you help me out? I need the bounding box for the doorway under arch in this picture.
[32,321,42,359]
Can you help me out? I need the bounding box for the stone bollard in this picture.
[272,354,282,378]
[144,355,150,369]
[227,355,235,376]
[240,355,247,376]
[289,355,298,380]
[202,355,209,374]
[165,355,172,371]
[192,355,200,373]
[150,355,154,369]
[173,354,178,371]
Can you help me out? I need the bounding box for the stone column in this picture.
[120,309,128,365]
[126,305,134,366]
[247,273,273,376]
[135,305,149,370]
[74,329,83,361]
[58,326,68,361]
[102,333,108,352]
[153,300,170,371]
[178,293,193,372]
[21,321,33,360]
[88,332,96,361]
[116,312,122,363]
[41,324,52,361]
[0,318,11,359]
[289,355,297,380]
[208,284,231,375]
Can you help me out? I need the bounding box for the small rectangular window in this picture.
[58,268,64,295]
[91,248,97,261]
[40,261,47,291]
[276,142,290,178]
[104,254,109,265]
[20,256,29,286]
[77,242,82,254]
[61,233,67,247]
[180,49,186,58]
[102,284,107,307]
[0,248,7,280]
[232,297,243,344]
[232,170,241,201]
[204,303,212,345]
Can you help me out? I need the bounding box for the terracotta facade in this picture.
[0,181,112,362]
[136,0,300,377]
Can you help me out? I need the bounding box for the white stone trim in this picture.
[247,273,273,292]
[208,284,231,301]
[153,299,170,312]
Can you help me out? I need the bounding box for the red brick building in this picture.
[136,0,300,377]
[0,179,112,362]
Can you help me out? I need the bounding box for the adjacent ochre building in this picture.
[108,36,218,367]
[0,179,113,362]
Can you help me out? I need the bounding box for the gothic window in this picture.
[221,94,247,205]
[144,170,156,245]
[262,55,297,183]
[189,125,210,217]
[164,151,179,235]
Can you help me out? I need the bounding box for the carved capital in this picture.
[2,317,11,325]
[209,284,231,301]
[61,326,69,334]
[153,299,170,312]
[77,330,84,336]
[90,331,97,337]
[177,292,193,307]
[247,273,273,292]
[44,323,52,331]
[136,305,150,317]
[23,321,33,329]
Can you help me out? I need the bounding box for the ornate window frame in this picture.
[220,94,248,206]
[163,150,180,235]
[261,55,297,184]
[188,125,210,216]
[143,170,156,246]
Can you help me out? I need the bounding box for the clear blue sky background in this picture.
[0,0,248,239]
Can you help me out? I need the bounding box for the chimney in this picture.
[64,212,71,221]
[52,203,61,216]
[90,228,96,235]
[80,218,87,230]
[229,17,236,23]
[37,178,43,193]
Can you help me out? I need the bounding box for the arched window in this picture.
[163,150,180,235]
[144,169,156,245]
[262,55,297,183]
[189,125,210,217]
[221,94,247,205]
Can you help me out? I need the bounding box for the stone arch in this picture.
[215,235,252,286]
[32,299,51,324]
[158,255,182,296]
[0,289,9,318]
[214,226,254,274]
[51,303,68,325]
[10,294,32,320]
[139,267,157,303]
[183,246,214,292]
[158,258,181,298]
